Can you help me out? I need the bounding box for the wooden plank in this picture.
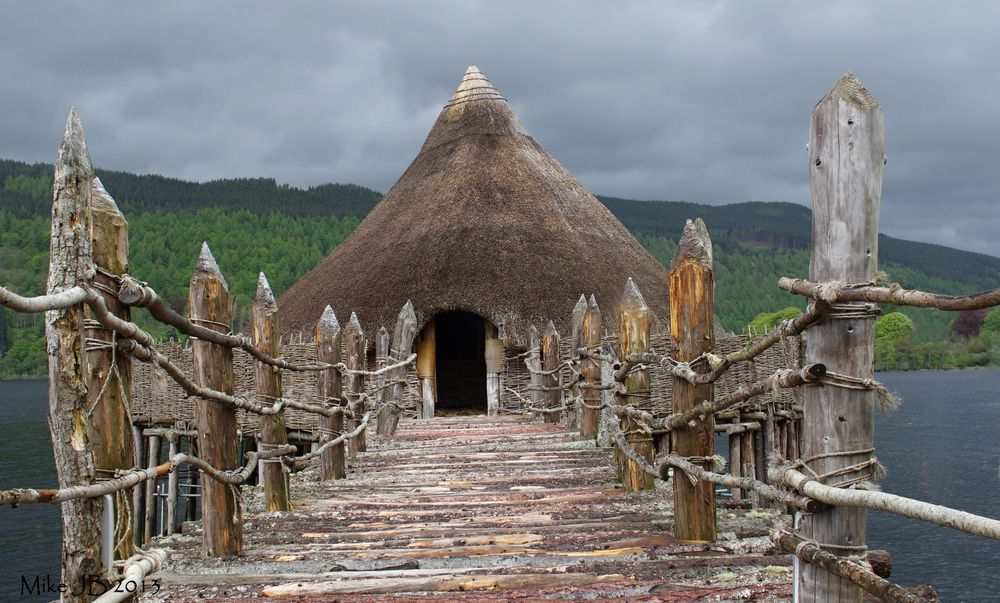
[190,242,242,557]
[253,273,291,511]
[798,72,884,602]
[316,306,345,480]
[262,572,629,596]
[669,218,717,541]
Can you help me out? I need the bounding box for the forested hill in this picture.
[2,158,997,376]
[0,159,382,219]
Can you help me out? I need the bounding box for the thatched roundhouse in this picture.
[280,66,670,413]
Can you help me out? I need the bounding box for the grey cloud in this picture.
[1,1,998,256]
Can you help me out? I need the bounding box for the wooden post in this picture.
[253,273,291,511]
[375,326,390,394]
[132,424,144,545]
[579,295,602,439]
[527,325,542,413]
[344,312,366,457]
[84,177,136,561]
[798,72,884,602]
[669,218,717,540]
[143,434,161,541]
[541,321,561,424]
[566,294,587,429]
[485,322,501,417]
[45,108,105,598]
[167,434,179,535]
[728,429,742,500]
[741,430,759,507]
[316,306,345,480]
[616,278,654,491]
[189,242,242,557]
[416,319,436,418]
[377,301,418,435]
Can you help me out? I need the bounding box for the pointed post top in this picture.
[347,311,362,332]
[90,177,124,217]
[317,305,340,334]
[447,65,505,106]
[588,294,599,309]
[193,242,228,290]
[378,325,389,336]
[255,272,276,309]
[672,218,713,270]
[543,320,559,338]
[399,300,417,322]
[820,71,879,110]
[621,277,647,311]
[56,107,93,182]
[573,294,588,313]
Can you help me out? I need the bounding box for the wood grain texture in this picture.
[377,301,418,435]
[669,218,717,542]
[253,273,291,511]
[85,177,136,560]
[616,279,654,491]
[190,242,242,557]
[343,313,366,457]
[579,295,602,438]
[541,321,562,424]
[45,108,104,600]
[798,72,884,602]
[316,306,345,480]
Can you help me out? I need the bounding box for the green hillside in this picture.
[2,159,995,376]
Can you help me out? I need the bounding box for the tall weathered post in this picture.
[616,278,654,491]
[85,177,136,560]
[377,301,418,435]
[526,325,543,412]
[541,321,561,424]
[566,294,587,429]
[669,218,718,542]
[190,243,242,557]
[485,322,502,416]
[415,320,437,418]
[579,295,602,438]
[343,313,366,456]
[46,108,103,599]
[253,273,291,511]
[316,306,345,480]
[798,72,884,602]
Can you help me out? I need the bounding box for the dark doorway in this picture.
[435,311,487,413]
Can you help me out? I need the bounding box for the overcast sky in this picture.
[2,1,998,256]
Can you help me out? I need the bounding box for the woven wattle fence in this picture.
[132,330,799,430]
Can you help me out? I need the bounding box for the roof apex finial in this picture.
[448,65,504,106]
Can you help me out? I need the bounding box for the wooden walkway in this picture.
[147,416,794,601]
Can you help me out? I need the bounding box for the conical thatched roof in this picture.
[280,66,670,345]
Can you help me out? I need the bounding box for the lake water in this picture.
[1,371,998,601]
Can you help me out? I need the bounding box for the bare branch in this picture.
[780,277,1000,311]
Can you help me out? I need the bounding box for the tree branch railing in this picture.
[769,465,1000,540]
[779,277,1000,311]
[771,530,921,603]
[1,444,296,506]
